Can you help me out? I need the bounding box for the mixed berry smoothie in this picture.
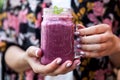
[41,8,74,64]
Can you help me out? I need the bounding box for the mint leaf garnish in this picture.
[53,6,63,14]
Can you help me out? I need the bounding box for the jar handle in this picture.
[74,24,85,59]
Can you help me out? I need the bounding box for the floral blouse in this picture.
[0,0,120,80]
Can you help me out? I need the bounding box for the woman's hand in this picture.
[24,46,80,76]
[76,24,120,58]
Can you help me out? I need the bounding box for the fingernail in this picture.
[56,58,62,64]
[80,51,85,55]
[76,44,81,49]
[76,38,81,42]
[35,49,39,57]
[76,62,80,66]
[74,52,81,58]
[74,32,80,35]
[66,63,72,68]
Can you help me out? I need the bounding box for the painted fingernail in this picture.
[76,44,81,49]
[76,38,81,42]
[74,32,80,35]
[35,49,39,57]
[80,51,85,55]
[56,58,62,64]
[74,51,82,58]
[66,63,72,68]
[76,62,81,66]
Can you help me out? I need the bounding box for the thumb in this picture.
[26,46,43,58]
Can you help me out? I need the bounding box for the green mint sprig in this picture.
[53,6,63,14]
[0,0,4,13]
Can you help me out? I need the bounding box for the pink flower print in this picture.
[87,13,99,24]
[103,18,112,27]
[12,15,19,33]
[7,13,19,33]
[37,12,42,20]
[103,0,110,4]
[93,1,104,16]
[35,20,41,28]
[3,19,9,30]
[35,12,42,28]
[25,69,34,80]
[94,69,105,80]
[41,3,47,8]
[7,12,13,27]
[18,9,28,23]
[38,74,44,80]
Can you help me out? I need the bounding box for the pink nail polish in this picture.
[56,58,62,64]
[80,51,85,55]
[66,63,72,68]
[76,38,81,42]
[76,62,80,66]
[74,32,80,35]
[76,44,81,49]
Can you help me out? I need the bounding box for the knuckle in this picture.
[32,66,41,73]
[33,69,39,73]
[104,24,110,28]
[81,37,85,43]
[42,69,52,74]
[99,34,107,42]
[28,46,35,50]
[101,46,105,50]
[104,24,112,31]
[95,27,100,32]
[26,46,34,53]
[98,52,103,57]
[99,35,104,42]
[100,43,107,50]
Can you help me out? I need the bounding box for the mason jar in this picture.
[41,8,74,64]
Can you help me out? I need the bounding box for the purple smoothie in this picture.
[41,8,74,64]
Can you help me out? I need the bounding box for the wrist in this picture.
[109,35,120,68]
[114,35,120,55]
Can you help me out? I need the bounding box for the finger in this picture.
[84,51,105,57]
[66,59,81,71]
[39,58,62,75]
[79,24,110,36]
[26,46,42,58]
[49,60,80,76]
[81,42,109,51]
[81,32,110,44]
[29,57,62,75]
[48,60,72,76]
[58,59,80,74]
